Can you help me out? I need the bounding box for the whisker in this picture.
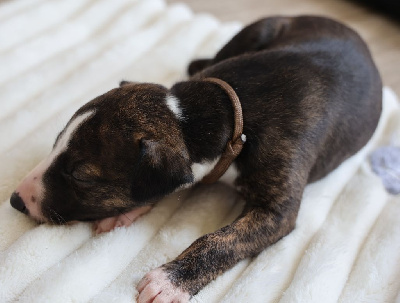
[47,208,56,225]
[52,209,67,224]
[46,207,67,225]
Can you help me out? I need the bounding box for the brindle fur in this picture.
[20,16,381,298]
[42,84,193,222]
[162,16,381,296]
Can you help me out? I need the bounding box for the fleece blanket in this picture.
[0,0,399,302]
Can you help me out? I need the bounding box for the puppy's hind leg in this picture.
[188,16,292,76]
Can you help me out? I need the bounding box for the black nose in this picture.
[10,192,29,214]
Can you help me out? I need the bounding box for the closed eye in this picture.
[61,160,105,187]
[71,170,99,186]
[61,168,97,186]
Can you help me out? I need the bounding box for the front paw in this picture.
[137,267,190,303]
[93,205,152,234]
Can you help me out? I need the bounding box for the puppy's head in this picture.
[10,82,193,223]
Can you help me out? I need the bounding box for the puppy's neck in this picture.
[170,80,235,164]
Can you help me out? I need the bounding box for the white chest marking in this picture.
[219,164,239,186]
[165,95,183,119]
[191,159,219,183]
[191,158,239,187]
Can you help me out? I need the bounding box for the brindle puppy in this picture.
[10,16,381,302]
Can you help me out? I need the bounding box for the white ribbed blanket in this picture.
[0,0,399,302]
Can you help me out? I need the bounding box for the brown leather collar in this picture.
[201,77,246,184]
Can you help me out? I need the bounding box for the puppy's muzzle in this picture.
[10,158,48,222]
[10,192,29,215]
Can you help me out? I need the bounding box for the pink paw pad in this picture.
[137,268,190,303]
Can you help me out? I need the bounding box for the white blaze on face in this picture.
[14,110,95,222]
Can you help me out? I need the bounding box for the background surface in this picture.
[167,0,400,95]
[0,0,399,302]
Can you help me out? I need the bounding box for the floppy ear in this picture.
[131,139,193,202]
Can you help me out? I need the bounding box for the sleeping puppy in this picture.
[10,16,381,302]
